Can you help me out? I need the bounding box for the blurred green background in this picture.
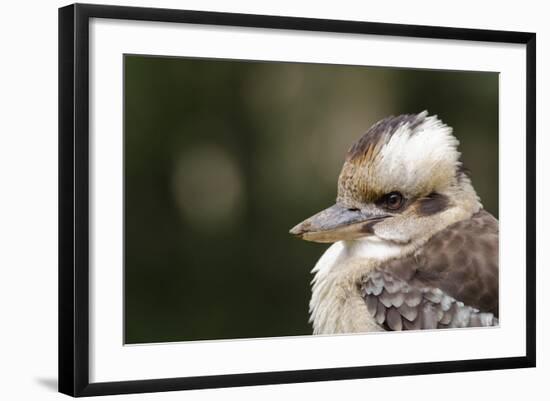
[124,55,498,344]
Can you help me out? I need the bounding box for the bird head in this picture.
[289,111,481,244]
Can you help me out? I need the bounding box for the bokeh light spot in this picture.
[172,144,244,232]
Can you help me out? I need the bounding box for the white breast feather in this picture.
[309,238,407,334]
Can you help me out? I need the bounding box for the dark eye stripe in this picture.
[417,192,450,216]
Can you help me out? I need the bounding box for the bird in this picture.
[289,111,498,334]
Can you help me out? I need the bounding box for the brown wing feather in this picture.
[412,209,499,316]
[360,209,499,331]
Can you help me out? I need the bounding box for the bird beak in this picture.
[289,203,389,243]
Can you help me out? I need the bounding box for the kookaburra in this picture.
[290,111,498,334]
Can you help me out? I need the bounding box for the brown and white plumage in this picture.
[361,209,498,331]
[290,111,499,334]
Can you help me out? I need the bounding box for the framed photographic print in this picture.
[58,3,536,397]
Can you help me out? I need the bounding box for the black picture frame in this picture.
[59,3,536,397]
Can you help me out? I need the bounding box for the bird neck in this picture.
[309,238,410,334]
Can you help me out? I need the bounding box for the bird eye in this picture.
[383,191,404,210]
